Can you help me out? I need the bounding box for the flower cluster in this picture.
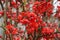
[33,1,53,17]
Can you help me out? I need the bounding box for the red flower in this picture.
[42,38,47,40]
[7,22,10,25]
[19,30,24,33]
[0,11,4,17]
[17,14,22,22]
[20,12,27,17]
[54,12,60,19]
[5,30,10,34]
[11,1,16,5]
[41,22,46,27]
[0,35,2,38]
[47,9,53,17]
[12,28,18,35]
[6,24,13,30]
[57,33,60,38]
[6,12,11,18]
[20,18,29,24]
[42,27,54,34]
[27,29,32,34]
[12,12,17,18]
[31,27,35,32]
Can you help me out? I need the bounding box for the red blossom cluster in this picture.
[54,6,60,20]
[5,24,18,35]
[33,1,53,17]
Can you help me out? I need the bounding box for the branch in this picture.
[0,0,4,10]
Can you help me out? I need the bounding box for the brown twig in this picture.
[0,0,4,10]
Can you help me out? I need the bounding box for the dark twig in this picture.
[0,0,4,10]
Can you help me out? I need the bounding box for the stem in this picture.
[0,0,4,10]
[22,2,25,12]
[9,0,12,7]
[1,25,6,40]
[18,0,22,3]
[33,31,36,40]
[16,0,19,15]
[10,34,13,40]
[2,30,5,40]
[14,0,19,27]
[3,0,8,40]
[4,0,8,25]
[9,0,12,25]
[22,0,27,12]
[0,25,7,40]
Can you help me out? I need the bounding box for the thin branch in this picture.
[0,0,4,10]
